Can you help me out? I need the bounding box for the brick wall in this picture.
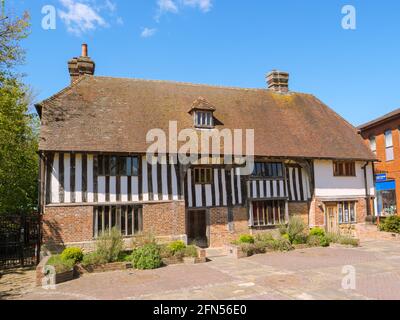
[309,197,325,227]
[209,207,249,247]
[288,202,309,225]
[142,201,185,237]
[43,205,93,247]
[360,116,400,216]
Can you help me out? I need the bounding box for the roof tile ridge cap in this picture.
[93,75,280,93]
[37,75,91,107]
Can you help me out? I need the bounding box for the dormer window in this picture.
[195,111,213,128]
[189,96,216,129]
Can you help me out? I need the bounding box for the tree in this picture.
[0,10,37,214]
[0,12,29,73]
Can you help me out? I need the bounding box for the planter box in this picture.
[225,244,247,259]
[55,269,74,284]
[77,262,132,274]
[162,257,183,266]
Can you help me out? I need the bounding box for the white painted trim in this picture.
[64,154,71,203]
[51,153,60,203]
[97,176,106,203]
[214,169,220,206]
[75,154,82,203]
[87,155,94,203]
[131,176,139,202]
[142,157,149,201]
[121,176,128,202]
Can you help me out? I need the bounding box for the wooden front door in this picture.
[188,210,207,247]
[326,205,338,233]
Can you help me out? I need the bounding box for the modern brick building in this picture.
[36,45,376,250]
[359,109,400,217]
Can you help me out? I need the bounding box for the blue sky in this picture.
[8,0,400,126]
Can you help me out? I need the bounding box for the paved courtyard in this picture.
[2,240,400,300]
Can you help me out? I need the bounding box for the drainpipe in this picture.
[362,161,372,218]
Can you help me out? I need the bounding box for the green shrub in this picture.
[338,236,360,247]
[309,227,325,238]
[184,245,198,258]
[47,255,75,273]
[281,233,290,241]
[325,232,340,243]
[159,244,174,258]
[271,237,294,252]
[307,235,322,247]
[292,233,308,245]
[379,216,400,233]
[287,216,307,243]
[168,240,186,255]
[132,243,162,270]
[238,234,255,244]
[96,227,124,263]
[325,233,359,247]
[307,228,329,247]
[278,224,288,236]
[131,232,157,249]
[81,252,108,267]
[60,247,84,264]
[255,233,274,242]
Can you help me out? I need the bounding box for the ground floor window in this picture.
[376,180,397,216]
[338,201,356,224]
[251,200,286,227]
[94,205,143,238]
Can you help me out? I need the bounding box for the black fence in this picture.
[0,213,41,269]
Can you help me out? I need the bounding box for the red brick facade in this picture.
[359,114,400,216]
[43,205,93,246]
[142,201,186,237]
[208,207,248,247]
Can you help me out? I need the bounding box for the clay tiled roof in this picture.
[188,96,216,113]
[36,75,375,160]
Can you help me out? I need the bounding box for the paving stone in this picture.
[5,240,400,300]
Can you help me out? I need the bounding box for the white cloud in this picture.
[58,0,107,35]
[141,27,157,38]
[156,0,212,20]
[181,0,212,12]
[157,0,179,14]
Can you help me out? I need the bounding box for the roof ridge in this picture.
[92,75,311,95]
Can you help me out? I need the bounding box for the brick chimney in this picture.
[68,44,95,83]
[266,70,289,93]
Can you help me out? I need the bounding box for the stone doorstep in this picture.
[205,247,228,258]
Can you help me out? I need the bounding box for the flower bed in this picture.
[227,217,360,259]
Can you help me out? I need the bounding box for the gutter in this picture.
[362,161,372,217]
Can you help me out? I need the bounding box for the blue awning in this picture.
[376,180,396,191]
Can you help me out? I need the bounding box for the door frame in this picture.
[186,208,210,247]
[325,203,339,234]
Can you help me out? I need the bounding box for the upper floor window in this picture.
[194,167,213,184]
[98,155,139,176]
[195,111,213,128]
[252,162,283,178]
[369,136,376,155]
[333,161,356,177]
[385,130,394,161]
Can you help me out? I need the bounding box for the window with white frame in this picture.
[195,111,213,128]
[385,130,394,161]
[94,205,143,237]
[338,202,356,224]
[369,136,376,155]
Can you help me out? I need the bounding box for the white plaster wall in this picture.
[314,160,375,198]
